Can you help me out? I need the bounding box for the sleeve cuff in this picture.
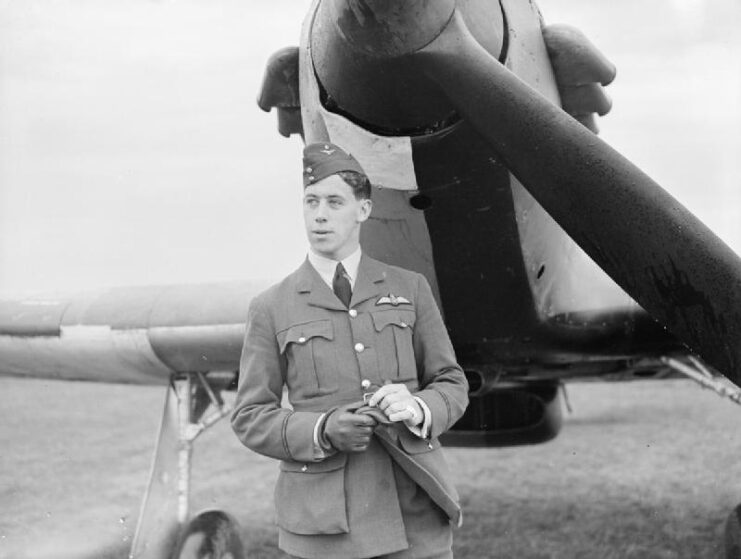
[284,411,326,462]
[312,412,337,460]
[405,396,432,439]
[312,413,327,459]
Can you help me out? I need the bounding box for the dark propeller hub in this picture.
[311,0,457,133]
[325,0,455,57]
[311,0,504,134]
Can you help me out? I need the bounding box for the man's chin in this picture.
[310,243,339,259]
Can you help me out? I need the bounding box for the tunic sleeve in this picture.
[231,296,325,462]
[411,273,470,439]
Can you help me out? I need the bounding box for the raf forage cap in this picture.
[302,142,366,187]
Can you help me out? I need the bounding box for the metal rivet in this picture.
[301,464,308,472]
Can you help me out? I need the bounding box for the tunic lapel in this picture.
[296,259,348,312]
[351,255,386,308]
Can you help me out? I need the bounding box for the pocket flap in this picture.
[280,451,347,473]
[277,319,334,353]
[370,310,416,332]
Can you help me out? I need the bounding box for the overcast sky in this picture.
[0,0,739,295]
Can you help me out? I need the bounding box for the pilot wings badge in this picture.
[376,293,411,306]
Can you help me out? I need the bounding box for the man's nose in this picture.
[314,202,328,221]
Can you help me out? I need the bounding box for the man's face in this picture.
[303,174,372,261]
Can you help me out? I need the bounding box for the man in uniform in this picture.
[231,142,469,559]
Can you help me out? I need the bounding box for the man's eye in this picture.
[329,199,342,208]
[305,199,318,207]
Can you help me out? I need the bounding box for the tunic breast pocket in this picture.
[370,309,417,383]
[277,319,337,395]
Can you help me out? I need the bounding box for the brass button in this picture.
[400,321,407,328]
[349,309,358,318]
[354,342,365,353]
[301,464,308,472]
[361,379,371,389]
[427,443,433,450]
[298,336,306,343]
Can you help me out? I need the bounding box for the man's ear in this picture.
[357,199,372,223]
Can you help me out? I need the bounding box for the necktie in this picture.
[333,262,352,307]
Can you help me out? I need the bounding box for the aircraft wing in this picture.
[0,281,270,384]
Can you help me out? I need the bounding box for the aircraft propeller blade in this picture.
[328,1,741,382]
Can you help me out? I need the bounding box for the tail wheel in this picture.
[173,510,245,559]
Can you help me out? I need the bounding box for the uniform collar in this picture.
[307,246,362,289]
[297,252,388,310]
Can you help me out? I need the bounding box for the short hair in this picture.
[337,170,372,200]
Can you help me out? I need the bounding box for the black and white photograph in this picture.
[1,1,740,558]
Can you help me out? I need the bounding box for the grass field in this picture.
[1,377,740,559]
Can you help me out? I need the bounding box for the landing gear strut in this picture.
[129,372,243,558]
[662,356,741,559]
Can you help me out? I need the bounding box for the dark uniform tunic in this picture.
[231,255,469,558]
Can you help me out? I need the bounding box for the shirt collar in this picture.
[307,247,362,289]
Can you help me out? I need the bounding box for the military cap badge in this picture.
[302,142,366,187]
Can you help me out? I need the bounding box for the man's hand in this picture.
[323,403,377,453]
[367,384,423,427]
